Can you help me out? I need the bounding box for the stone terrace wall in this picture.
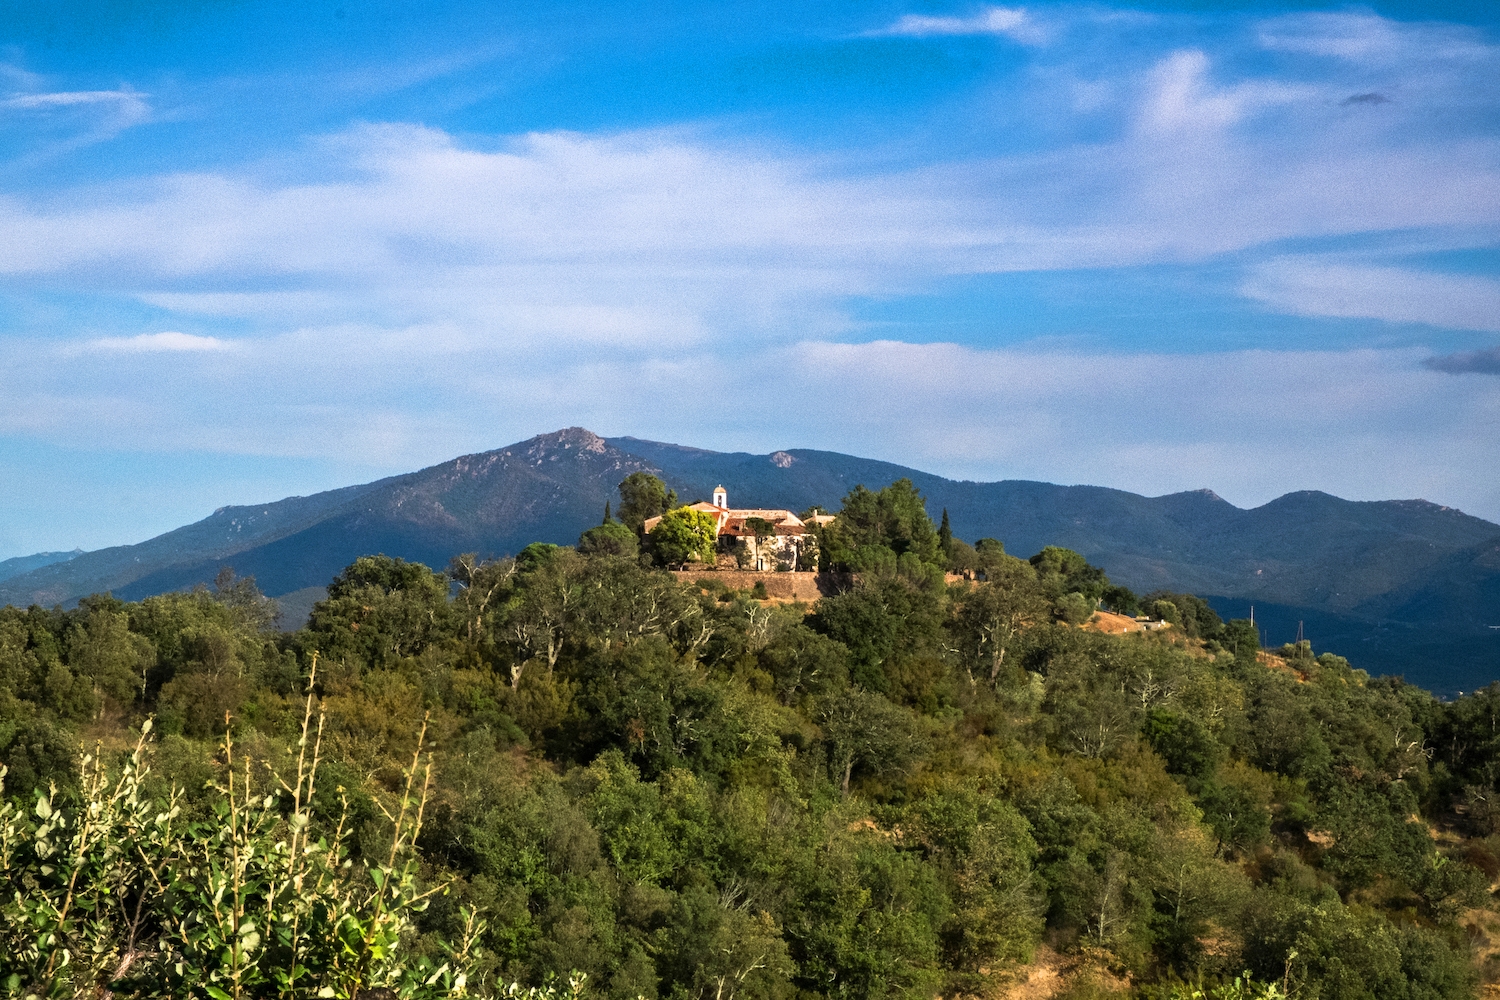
[671,570,830,602]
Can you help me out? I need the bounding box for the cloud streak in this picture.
[1257,12,1498,66]
[0,86,152,163]
[1136,50,1312,135]
[1241,260,1500,333]
[0,96,1494,348]
[3,89,148,111]
[0,11,1493,337]
[868,6,1044,44]
[77,332,236,354]
[3,331,1497,519]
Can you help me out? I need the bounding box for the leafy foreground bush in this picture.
[0,670,579,1000]
[1152,974,1289,1000]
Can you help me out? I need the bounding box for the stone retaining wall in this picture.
[671,570,830,602]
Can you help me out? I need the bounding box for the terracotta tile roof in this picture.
[642,494,810,537]
[733,508,803,524]
[721,515,806,537]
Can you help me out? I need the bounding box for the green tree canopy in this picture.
[617,471,678,532]
[305,554,451,665]
[821,479,942,577]
[1142,590,1224,639]
[578,519,639,559]
[1028,546,1108,601]
[974,538,1009,573]
[650,506,719,567]
[1101,584,1140,617]
[842,479,940,562]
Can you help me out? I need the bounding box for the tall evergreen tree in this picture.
[617,472,677,532]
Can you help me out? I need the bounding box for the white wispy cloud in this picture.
[868,6,1045,44]
[3,89,148,111]
[0,86,152,162]
[76,332,237,354]
[0,62,44,90]
[1241,259,1500,333]
[1136,50,1313,135]
[1258,12,1497,65]
[0,100,1494,330]
[776,342,1498,512]
[0,9,1491,319]
[4,333,1497,519]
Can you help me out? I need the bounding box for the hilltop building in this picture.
[644,485,823,570]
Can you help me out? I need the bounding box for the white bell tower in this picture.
[713,485,727,508]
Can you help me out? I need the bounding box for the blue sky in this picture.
[2,0,1499,557]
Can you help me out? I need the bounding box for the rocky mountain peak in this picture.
[525,427,608,457]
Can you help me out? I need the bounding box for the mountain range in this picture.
[3,427,1496,694]
[0,549,84,585]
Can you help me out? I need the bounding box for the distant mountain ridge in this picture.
[2,427,1496,693]
[0,549,84,584]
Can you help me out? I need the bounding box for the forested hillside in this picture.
[3,428,1495,693]
[3,479,1499,999]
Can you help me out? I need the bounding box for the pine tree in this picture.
[939,508,953,555]
[603,500,612,524]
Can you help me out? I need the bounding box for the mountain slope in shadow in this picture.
[0,549,83,584]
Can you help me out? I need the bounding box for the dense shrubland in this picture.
[2,479,1498,999]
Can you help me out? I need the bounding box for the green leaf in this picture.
[205,986,233,1000]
